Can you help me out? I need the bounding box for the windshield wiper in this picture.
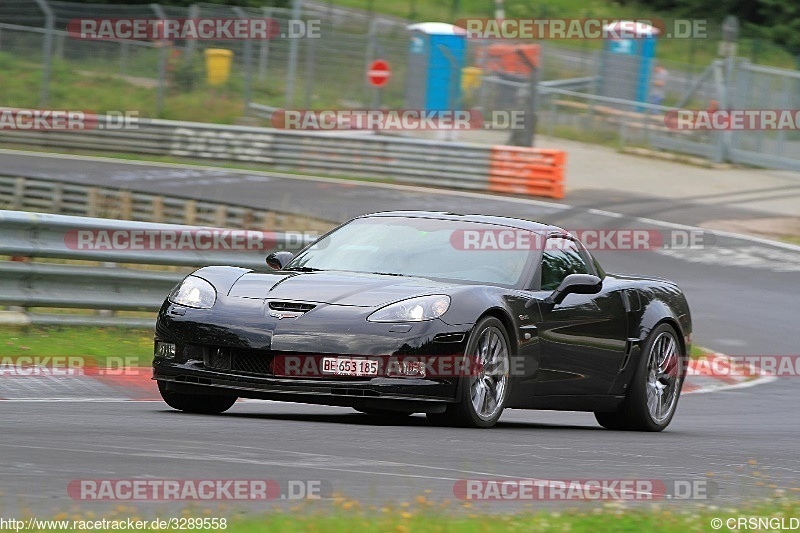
[370,271,405,277]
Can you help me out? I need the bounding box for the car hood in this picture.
[227,270,457,307]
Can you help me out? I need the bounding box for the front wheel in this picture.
[595,323,685,431]
[427,317,511,428]
[158,381,237,414]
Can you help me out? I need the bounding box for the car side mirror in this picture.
[266,251,295,270]
[547,274,602,305]
[525,273,603,309]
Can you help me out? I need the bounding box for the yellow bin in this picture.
[204,48,233,86]
[461,66,482,92]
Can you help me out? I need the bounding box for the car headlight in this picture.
[169,276,217,309]
[367,295,450,322]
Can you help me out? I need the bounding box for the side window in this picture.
[540,238,589,291]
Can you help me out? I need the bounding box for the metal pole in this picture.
[33,0,54,107]
[184,4,199,63]
[233,7,253,114]
[258,7,273,81]
[285,0,303,106]
[510,49,538,147]
[151,4,168,117]
[120,42,129,76]
[365,18,378,107]
[303,25,316,108]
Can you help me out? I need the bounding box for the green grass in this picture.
[0,52,245,123]
[224,499,800,533]
[690,345,713,359]
[16,496,800,532]
[0,326,153,367]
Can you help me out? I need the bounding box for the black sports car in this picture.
[153,211,691,430]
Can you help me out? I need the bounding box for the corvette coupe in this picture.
[153,211,691,430]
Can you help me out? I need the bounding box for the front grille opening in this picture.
[268,301,316,313]
[204,347,273,376]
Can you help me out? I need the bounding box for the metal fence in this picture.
[0,0,411,116]
[536,81,723,163]
[528,59,800,171]
[0,209,317,327]
[3,1,800,170]
[728,61,800,170]
[0,0,726,118]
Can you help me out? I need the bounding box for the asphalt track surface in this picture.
[1,150,799,514]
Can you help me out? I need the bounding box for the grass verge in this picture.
[690,345,714,360]
[19,497,800,532]
[0,326,153,367]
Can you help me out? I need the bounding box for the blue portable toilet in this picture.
[405,22,467,111]
[598,21,660,104]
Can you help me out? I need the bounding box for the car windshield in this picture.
[286,216,537,287]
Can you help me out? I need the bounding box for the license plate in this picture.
[321,357,378,377]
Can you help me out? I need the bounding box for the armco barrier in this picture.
[0,110,566,199]
[488,147,566,199]
[0,174,334,232]
[0,210,317,326]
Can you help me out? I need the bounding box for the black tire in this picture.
[595,323,685,432]
[427,316,511,428]
[158,381,237,414]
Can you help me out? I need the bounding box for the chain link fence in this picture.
[2,1,800,170]
[0,0,411,119]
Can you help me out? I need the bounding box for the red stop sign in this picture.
[367,59,391,87]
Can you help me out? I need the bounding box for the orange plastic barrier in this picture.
[477,44,540,76]
[488,146,565,199]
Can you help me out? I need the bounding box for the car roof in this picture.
[358,210,568,235]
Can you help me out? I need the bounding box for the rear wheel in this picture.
[158,381,237,414]
[595,323,684,431]
[427,317,511,428]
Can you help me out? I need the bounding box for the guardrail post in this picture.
[214,205,226,226]
[184,200,197,225]
[263,212,276,230]
[52,183,63,213]
[13,177,26,210]
[152,196,165,222]
[87,188,99,217]
[120,191,133,220]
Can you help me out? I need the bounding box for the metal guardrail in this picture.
[0,111,495,191]
[0,210,317,327]
[0,174,335,231]
[540,76,597,92]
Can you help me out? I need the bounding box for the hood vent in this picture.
[269,301,316,312]
[268,301,316,319]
